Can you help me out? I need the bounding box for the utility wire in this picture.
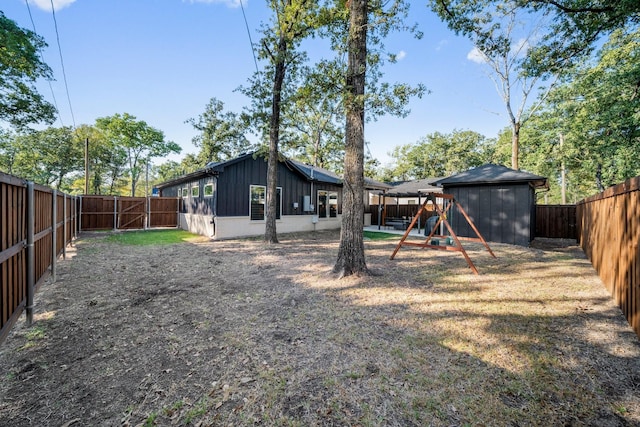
[239,0,259,74]
[49,0,76,128]
[25,0,64,127]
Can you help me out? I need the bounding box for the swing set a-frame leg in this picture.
[453,201,496,259]
[389,192,495,275]
[390,199,427,260]
[432,196,480,274]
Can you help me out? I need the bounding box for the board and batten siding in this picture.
[216,156,341,217]
[162,176,216,216]
[445,184,535,246]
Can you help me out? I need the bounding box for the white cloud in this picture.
[396,50,407,61]
[467,47,487,64]
[28,0,77,12]
[435,39,448,52]
[512,38,530,56]
[184,0,244,8]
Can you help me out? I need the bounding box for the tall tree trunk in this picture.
[559,133,566,204]
[333,0,368,277]
[265,35,287,244]
[511,121,520,170]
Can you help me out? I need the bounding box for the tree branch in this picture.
[531,0,615,14]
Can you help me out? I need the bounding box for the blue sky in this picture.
[4,0,510,167]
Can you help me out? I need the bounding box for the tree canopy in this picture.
[519,26,640,201]
[431,0,640,75]
[430,0,639,169]
[95,113,180,196]
[186,97,253,165]
[381,130,496,181]
[0,11,56,129]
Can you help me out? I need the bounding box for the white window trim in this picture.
[250,185,282,221]
[204,183,214,198]
[317,190,338,219]
[191,185,199,198]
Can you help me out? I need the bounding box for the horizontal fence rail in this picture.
[80,196,180,230]
[1,172,77,345]
[2,184,181,346]
[535,204,577,239]
[577,176,640,338]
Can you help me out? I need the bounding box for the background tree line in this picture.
[0,114,180,196]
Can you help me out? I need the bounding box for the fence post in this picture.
[79,195,83,232]
[114,196,118,231]
[26,181,35,326]
[51,190,57,282]
[146,196,150,230]
[62,193,67,260]
[73,195,78,240]
[176,197,180,229]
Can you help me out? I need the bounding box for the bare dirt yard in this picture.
[1,230,639,426]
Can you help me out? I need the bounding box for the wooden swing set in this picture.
[390,192,496,275]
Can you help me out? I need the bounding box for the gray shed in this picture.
[434,164,548,246]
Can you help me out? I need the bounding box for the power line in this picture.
[49,0,76,128]
[239,0,259,74]
[25,0,65,127]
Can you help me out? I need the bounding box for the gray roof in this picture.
[434,164,548,188]
[364,177,392,191]
[286,158,342,185]
[154,164,220,190]
[156,152,345,190]
[387,178,443,196]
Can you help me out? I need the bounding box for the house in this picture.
[433,164,548,246]
[155,152,347,239]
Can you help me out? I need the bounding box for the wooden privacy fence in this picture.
[577,176,640,338]
[370,204,437,228]
[80,196,181,230]
[535,204,577,239]
[1,172,78,344]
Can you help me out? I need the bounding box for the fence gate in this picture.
[80,196,180,231]
[118,197,146,229]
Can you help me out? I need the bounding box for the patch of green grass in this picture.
[25,326,46,341]
[183,397,210,424]
[363,231,400,240]
[616,405,628,415]
[163,400,184,417]
[19,325,47,350]
[143,411,158,426]
[105,229,203,246]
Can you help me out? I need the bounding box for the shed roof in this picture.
[434,164,548,188]
[386,177,443,196]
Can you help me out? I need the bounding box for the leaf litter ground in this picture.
[1,230,639,426]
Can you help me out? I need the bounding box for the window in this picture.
[204,183,214,198]
[329,192,338,217]
[191,185,199,198]
[318,190,338,218]
[318,191,327,218]
[181,187,188,198]
[250,185,265,220]
[250,185,281,221]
